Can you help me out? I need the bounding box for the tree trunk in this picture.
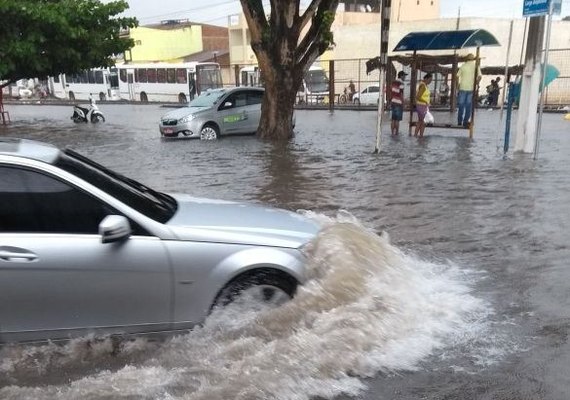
[258,68,299,140]
[240,0,339,141]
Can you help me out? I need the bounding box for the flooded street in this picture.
[1,103,570,399]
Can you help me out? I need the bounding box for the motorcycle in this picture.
[71,99,105,123]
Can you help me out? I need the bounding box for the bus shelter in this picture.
[392,29,500,138]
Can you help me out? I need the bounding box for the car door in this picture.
[361,87,374,104]
[217,90,250,134]
[0,165,172,343]
[368,86,380,104]
[246,90,264,133]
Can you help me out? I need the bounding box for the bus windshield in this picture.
[306,70,329,93]
[198,65,223,91]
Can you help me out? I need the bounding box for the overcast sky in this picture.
[121,0,569,26]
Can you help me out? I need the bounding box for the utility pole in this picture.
[514,16,545,153]
[374,0,391,154]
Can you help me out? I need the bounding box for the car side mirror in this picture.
[99,215,131,244]
[223,101,233,109]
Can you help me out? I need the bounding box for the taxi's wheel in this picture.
[200,124,219,140]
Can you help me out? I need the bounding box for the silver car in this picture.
[159,87,264,139]
[0,138,319,344]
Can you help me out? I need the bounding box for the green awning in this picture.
[393,29,500,52]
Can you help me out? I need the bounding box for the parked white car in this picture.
[352,85,380,105]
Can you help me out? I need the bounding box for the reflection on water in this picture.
[1,105,570,399]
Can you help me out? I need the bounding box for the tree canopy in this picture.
[240,0,339,140]
[0,0,137,86]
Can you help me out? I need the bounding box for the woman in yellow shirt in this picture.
[414,73,433,138]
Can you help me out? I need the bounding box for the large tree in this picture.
[240,0,339,140]
[0,0,137,88]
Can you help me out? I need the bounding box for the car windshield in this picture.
[189,89,226,107]
[55,149,178,223]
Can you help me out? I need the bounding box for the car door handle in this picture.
[0,250,38,263]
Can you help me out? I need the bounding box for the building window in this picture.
[417,0,420,4]
[135,40,142,46]
[431,0,434,4]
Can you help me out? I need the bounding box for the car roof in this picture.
[0,138,60,164]
[225,86,264,93]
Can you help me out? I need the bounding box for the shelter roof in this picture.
[393,29,500,52]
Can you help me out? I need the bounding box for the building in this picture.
[123,19,229,65]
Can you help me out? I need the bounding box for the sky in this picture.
[120,0,569,26]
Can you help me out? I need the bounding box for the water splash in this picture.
[0,212,492,399]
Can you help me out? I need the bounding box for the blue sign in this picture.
[523,0,550,17]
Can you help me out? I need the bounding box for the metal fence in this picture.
[544,48,570,108]
[221,48,570,110]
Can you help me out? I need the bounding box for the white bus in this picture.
[49,68,120,102]
[116,62,223,103]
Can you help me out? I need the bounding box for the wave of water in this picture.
[1,212,493,399]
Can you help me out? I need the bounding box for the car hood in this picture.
[162,107,210,120]
[165,194,320,248]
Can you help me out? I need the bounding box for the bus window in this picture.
[54,75,60,83]
[136,69,148,83]
[95,71,104,84]
[119,69,127,83]
[157,69,166,84]
[87,70,95,84]
[147,69,157,83]
[176,69,187,84]
[167,69,176,84]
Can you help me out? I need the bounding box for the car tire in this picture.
[353,98,360,106]
[69,91,75,101]
[200,123,219,140]
[213,269,297,309]
[178,93,187,104]
[99,92,106,102]
[140,92,148,103]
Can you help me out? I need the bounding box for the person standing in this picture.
[491,76,501,106]
[414,73,432,138]
[390,71,407,135]
[456,53,482,127]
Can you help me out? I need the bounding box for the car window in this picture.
[369,86,380,93]
[0,166,142,235]
[247,91,264,106]
[224,92,248,109]
[362,88,368,94]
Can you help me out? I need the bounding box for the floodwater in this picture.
[1,103,570,399]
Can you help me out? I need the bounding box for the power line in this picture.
[137,0,238,23]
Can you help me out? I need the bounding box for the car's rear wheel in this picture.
[213,270,297,310]
[353,98,360,106]
[200,124,219,140]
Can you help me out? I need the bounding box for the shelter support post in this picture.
[450,58,458,112]
[409,50,417,136]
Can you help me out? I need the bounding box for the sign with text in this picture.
[523,0,561,17]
